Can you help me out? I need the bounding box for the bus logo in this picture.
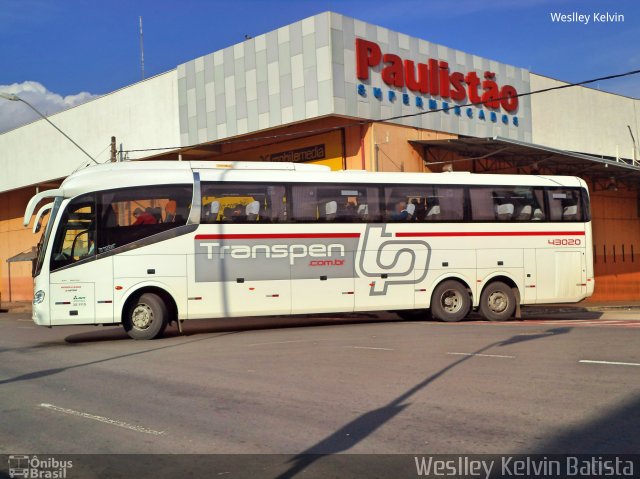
[357,225,431,295]
[198,242,346,266]
[194,226,431,294]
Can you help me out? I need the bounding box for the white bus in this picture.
[23,161,593,339]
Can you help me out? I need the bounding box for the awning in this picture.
[411,136,640,187]
[5,249,35,303]
[6,250,36,263]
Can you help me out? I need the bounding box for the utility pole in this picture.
[139,16,145,80]
[110,136,117,162]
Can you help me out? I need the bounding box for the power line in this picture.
[123,67,640,155]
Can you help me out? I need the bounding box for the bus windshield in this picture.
[33,196,62,278]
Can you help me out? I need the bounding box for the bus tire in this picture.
[431,280,470,322]
[479,281,516,322]
[123,293,169,340]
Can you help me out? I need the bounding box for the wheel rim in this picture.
[487,291,509,314]
[131,303,153,330]
[440,289,463,314]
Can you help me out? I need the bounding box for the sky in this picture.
[1,0,639,132]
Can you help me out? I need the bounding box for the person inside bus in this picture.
[164,200,177,222]
[390,200,412,221]
[225,205,246,222]
[413,198,426,221]
[204,201,220,223]
[133,207,157,225]
[337,200,357,221]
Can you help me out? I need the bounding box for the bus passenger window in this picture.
[97,185,192,253]
[547,189,582,221]
[434,187,464,221]
[201,183,286,223]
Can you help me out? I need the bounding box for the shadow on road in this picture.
[275,327,573,479]
[531,387,640,454]
[0,332,239,386]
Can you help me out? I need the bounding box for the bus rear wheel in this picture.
[123,293,169,340]
[479,281,516,322]
[431,280,470,322]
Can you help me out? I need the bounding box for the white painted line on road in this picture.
[447,352,515,359]
[248,339,334,347]
[579,360,640,367]
[39,403,166,435]
[351,346,394,351]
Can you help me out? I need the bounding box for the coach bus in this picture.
[23,161,593,339]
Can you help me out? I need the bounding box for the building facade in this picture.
[1,12,639,302]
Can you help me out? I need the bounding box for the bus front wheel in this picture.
[123,293,169,340]
[431,280,470,322]
[479,281,516,321]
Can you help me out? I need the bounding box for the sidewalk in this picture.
[0,301,32,313]
[525,300,640,314]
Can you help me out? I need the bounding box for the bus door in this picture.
[48,195,113,324]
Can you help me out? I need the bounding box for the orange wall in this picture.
[0,187,41,302]
[345,122,457,172]
[589,189,640,301]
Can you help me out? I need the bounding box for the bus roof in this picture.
[54,160,587,199]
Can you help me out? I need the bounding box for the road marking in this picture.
[447,352,515,359]
[39,403,165,435]
[471,319,640,329]
[248,339,334,347]
[579,360,640,367]
[351,346,394,351]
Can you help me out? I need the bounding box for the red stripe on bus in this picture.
[195,233,361,240]
[395,231,585,238]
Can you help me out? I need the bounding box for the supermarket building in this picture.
[1,11,639,302]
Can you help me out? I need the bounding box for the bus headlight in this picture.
[33,290,45,304]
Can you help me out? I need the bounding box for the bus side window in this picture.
[547,189,582,221]
[97,185,192,252]
[435,187,464,221]
[469,187,497,221]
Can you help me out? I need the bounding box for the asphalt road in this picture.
[1,310,639,477]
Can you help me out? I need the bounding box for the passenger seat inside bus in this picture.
[515,204,532,221]
[325,201,337,221]
[204,201,220,222]
[495,203,515,221]
[532,208,544,220]
[246,201,260,221]
[425,204,440,219]
[405,203,415,219]
[563,204,578,220]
